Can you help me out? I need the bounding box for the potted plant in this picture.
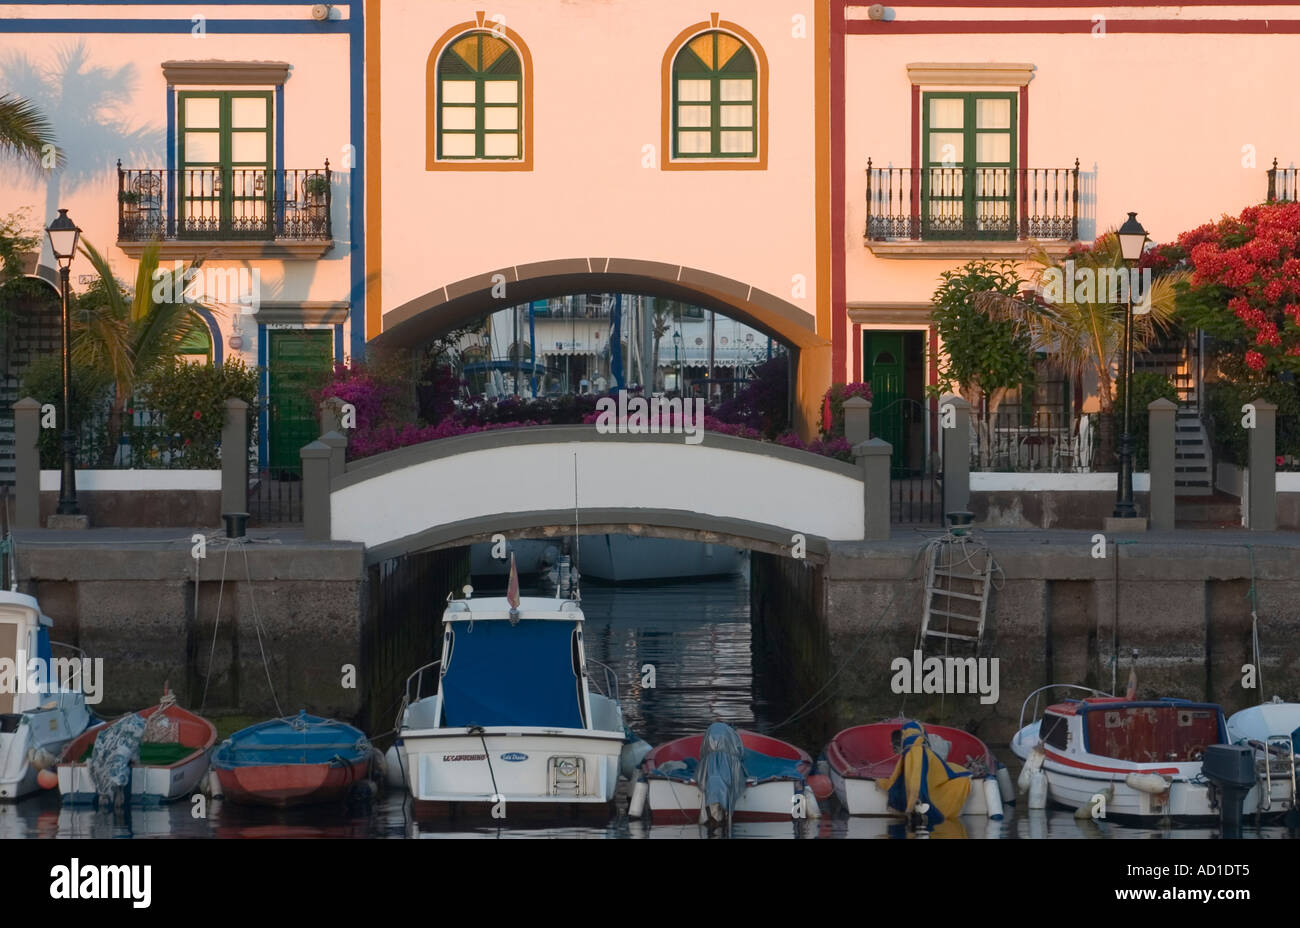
[118,189,142,206]
[304,174,330,203]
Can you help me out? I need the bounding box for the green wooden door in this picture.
[865,332,906,473]
[268,329,333,472]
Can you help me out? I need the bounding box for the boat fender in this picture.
[802,786,822,819]
[208,770,225,801]
[628,779,648,819]
[1074,784,1114,820]
[384,745,406,788]
[807,774,833,801]
[37,768,58,790]
[369,746,388,785]
[27,746,58,772]
[1018,746,1045,793]
[983,777,1003,820]
[1125,772,1171,795]
[1028,770,1047,810]
[996,764,1015,804]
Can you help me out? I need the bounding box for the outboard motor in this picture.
[696,722,747,833]
[1202,744,1255,838]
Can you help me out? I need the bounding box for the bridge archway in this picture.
[331,426,864,565]
[372,258,831,437]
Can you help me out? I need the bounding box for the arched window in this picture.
[663,22,767,169]
[427,18,533,170]
[177,313,214,365]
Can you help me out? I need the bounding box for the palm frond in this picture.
[0,93,61,167]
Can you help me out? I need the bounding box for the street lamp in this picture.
[672,329,683,394]
[1113,211,1148,519]
[46,209,81,517]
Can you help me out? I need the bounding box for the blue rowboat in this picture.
[211,711,371,807]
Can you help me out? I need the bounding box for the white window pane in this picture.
[976,133,1010,163]
[677,130,711,154]
[721,104,752,128]
[231,132,267,163]
[928,98,963,129]
[442,107,476,130]
[484,133,518,157]
[928,132,964,165]
[185,132,220,163]
[185,97,219,129]
[976,98,1011,129]
[441,133,475,157]
[677,105,710,128]
[484,107,517,130]
[720,79,752,102]
[484,81,517,104]
[678,79,710,102]
[441,80,475,104]
[720,131,753,154]
[232,97,267,129]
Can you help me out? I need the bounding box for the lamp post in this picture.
[1113,211,1148,519]
[46,209,81,517]
[672,329,683,394]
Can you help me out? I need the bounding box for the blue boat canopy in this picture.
[441,619,584,729]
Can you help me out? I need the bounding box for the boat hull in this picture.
[828,764,996,817]
[578,534,744,582]
[399,727,624,820]
[646,777,801,823]
[0,698,92,801]
[215,758,369,807]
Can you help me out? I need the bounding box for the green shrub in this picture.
[139,359,259,468]
[20,356,112,468]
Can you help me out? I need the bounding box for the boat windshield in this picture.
[441,619,585,729]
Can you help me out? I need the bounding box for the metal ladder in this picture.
[920,535,993,646]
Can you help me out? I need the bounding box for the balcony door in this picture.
[922,92,1017,240]
[178,91,273,239]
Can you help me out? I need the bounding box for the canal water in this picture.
[0,570,1291,839]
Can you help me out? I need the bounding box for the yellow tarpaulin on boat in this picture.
[875,720,972,826]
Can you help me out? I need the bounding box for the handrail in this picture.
[585,658,618,702]
[404,660,442,705]
[1016,683,1114,738]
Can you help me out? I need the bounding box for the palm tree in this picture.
[0,94,61,167]
[650,300,675,390]
[73,239,206,464]
[974,232,1186,468]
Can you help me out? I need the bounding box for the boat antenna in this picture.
[572,451,581,601]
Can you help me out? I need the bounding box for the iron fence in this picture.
[969,410,1113,473]
[871,397,944,524]
[38,395,216,470]
[1267,159,1297,203]
[247,406,302,525]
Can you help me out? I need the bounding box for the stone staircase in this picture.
[1135,340,1213,496]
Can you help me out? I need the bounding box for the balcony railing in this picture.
[117,161,333,242]
[1267,158,1297,203]
[866,159,1080,242]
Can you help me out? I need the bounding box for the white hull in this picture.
[57,749,212,806]
[830,765,994,816]
[400,727,624,809]
[578,534,744,582]
[1012,723,1258,821]
[0,699,91,801]
[469,540,553,578]
[644,776,801,821]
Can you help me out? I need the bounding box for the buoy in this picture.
[37,768,58,790]
[27,747,57,772]
[1018,746,1044,793]
[802,786,822,819]
[807,773,833,801]
[385,745,406,788]
[208,770,225,800]
[1126,772,1171,795]
[996,764,1015,804]
[1028,770,1047,809]
[628,779,648,819]
[983,776,1003,820]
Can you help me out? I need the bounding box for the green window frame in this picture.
[921,91,1017,240]
[178,90,273,239]
[436,31,523,160]
[672,30,757,160]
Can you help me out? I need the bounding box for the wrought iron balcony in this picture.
[866,159,1080,243]
[117,161,333,243]
[1267,158,1297,203]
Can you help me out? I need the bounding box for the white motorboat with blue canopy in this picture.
[391,589,628,820]
[0,592,92,800]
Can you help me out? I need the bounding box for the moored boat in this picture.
[57,693,216,806]
[636,726,814,824]
[0,592,92,801]
[211,711,371,807]
[827,719,1007,818]
[1011,685,1252,824]
[578,534,745,582]
[1226,698,1300,818]
[393,587,628,820]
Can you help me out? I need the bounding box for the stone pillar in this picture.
[855,437,892,541]
[320,430,348,481]
[320,396,348,436]
[1147,398,1177,531]
[13,398,41,530]
[1247,398,1277,531]
[301,440,332,541]
[221,398,249,517]
[940,394,970,515]
[843,396,871,446]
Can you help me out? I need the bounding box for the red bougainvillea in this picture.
[1160,202,1300,374]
